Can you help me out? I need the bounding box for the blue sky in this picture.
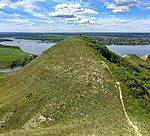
[0,0,150,32]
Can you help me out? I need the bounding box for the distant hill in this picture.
[0,36,149,135]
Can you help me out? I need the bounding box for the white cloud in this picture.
[106,0,139,13]
[4,18,30,23]
[13,0,44,13]
[0,2,7,9]
[49,3,98,18]
[0,0,11,9]
[106,3,129,13]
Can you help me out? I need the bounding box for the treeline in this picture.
[9,55,37,68]
[0,39,13,42]
[0,44,20,49]
[15,34,68,43]
[15,36,64,43]
[94,37,150,45]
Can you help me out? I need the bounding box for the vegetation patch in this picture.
[0,45,36,68]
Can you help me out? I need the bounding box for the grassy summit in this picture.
[0,45,35,68]
[0,36,149,135]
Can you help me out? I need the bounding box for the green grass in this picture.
[0,45,35,68]
[0,36,149,135]
[0,72,5,77]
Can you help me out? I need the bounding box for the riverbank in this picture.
[0,38,56,55]
[0,45,36,68]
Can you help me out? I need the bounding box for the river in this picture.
[0,66,21,73]
[0,38,56,55]
[107,45,150,56]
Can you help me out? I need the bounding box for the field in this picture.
[0,45,35,68]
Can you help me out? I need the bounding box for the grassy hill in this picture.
[0,36,149,135]
[0,45,36,68]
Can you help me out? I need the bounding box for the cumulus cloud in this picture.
[0,2,7,9]
[49,3,98,18]
[0,0,11,9]
[106,0,139,13]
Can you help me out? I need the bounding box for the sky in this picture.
[0,0,150,32]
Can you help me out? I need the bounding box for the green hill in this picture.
[0,36,149,135]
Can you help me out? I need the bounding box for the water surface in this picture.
[0,66,21,73]
[107,45,150,55]
[1,38,56,55]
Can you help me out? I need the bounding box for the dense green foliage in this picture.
[94,37,150,45]
[89,43,120,63]
[16,35,65,43]
[0,39,13,42]
[0,45,36,68]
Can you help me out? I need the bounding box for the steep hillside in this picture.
[0,36,149,135]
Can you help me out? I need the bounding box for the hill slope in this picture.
[0,36,149,135]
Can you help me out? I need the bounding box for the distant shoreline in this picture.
[0,33,150,45]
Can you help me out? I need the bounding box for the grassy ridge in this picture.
[0,36,149,135]
[0,45,36,68]
[0,36,133,135]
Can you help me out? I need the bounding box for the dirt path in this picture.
[102,61,142,136]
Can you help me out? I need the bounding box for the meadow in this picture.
[0,45,36,68]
